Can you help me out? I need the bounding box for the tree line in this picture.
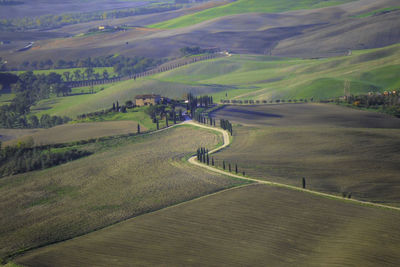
[220,99,311,104]
[335,91,400,117]
[0,141,91,177]
[0,71,71,128]
[12,55,164,78]
[197,146,243,175]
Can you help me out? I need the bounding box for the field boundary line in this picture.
[186,121,400,212]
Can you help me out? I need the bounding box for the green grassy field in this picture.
[149,0,355,29]
[154,44,400,101]
[0,93,15,107]
[0,125,246,261]
[27,44,400,118]
[212,103,400,207]
[15,184,400,266]
[18,43,400,119]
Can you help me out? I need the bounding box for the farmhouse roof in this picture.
[135,94,161,99]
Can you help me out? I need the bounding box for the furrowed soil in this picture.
[2,121,144,146]
[0,125,245,259]
[15,184,400,266]
[212,103,400,206]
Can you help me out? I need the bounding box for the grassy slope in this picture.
[154,44,400,101]
[15,184,400,266]
[149,0,354,29]
[212,104,400,206]
[27,44,400,117]
[0,125,245,260]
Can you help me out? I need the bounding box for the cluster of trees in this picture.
[337,92,400,117]
[0,4,180,31]
[12,71,70,96]
[13,55,163,80]
[186,93,213,117]
[197,147,211,165]
[220,119,232,135]
[193,112,216,126]
[0,142,91,177]
[0,71,71,128]
[180,46,215,56]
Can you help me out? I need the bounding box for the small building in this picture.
[135,94,161,106]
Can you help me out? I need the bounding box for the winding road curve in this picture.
[185,120,400,212]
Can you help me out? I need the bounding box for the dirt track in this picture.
[186,120,400,212]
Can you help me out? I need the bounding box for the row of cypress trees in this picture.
[196,147,244,175]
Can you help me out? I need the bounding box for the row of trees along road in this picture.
[197,146,242,175]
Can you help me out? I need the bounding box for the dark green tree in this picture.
[137,124,140,134]
[302,177,306,189]
[223,160,225,170]
[235,164,238,174]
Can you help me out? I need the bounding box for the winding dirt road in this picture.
[185,120,400,212]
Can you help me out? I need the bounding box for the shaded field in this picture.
[0,125,244,259]
[212,104,400,206]
[2,121,144,147]
[16,184,400,266]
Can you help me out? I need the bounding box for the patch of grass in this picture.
[0,126,244,259]
[353,6,400,18]
[0,93,15,106]
[212,104,400,207]
[149,0,355,29]
[15,184,400,266]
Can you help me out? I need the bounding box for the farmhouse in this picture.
[135,94,161,106]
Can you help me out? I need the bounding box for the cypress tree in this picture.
[156,119,159,130]
[166,115,169,127]
[229,163,231,172]
[235,164,238,174]
[223,160,225,170]
[137,124,140,134]
[212,157,214,166]
[116,101,119,111]
[197,148,200,161]
[207,154,209,165]
[112,102,115,111]
[302,177,306,189]
[242,171,245,176]
[173,113,176,124]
